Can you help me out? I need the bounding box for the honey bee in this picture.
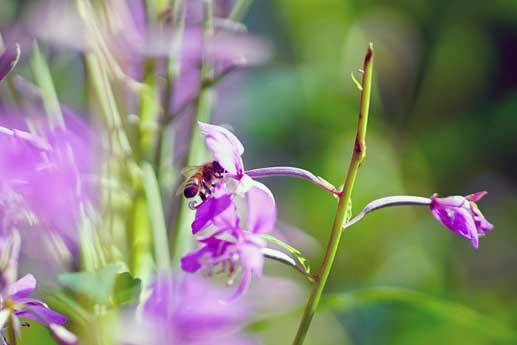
[177,161,226,201]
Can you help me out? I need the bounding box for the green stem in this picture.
[229,0,254,21]
[30,42,64,128]
[7,314,17,345]
[153,0,185,177]
[170,0,214,263]
[292,44,374,345]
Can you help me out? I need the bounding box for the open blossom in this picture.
[182,181,276,297]
[189,122,276,230]
[430,191,493,248]
[125,274,254,345]
[180,122,277,297]
[1,274,67,326]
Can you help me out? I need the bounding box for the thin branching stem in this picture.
[292,44,374,345]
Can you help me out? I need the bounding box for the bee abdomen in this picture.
[184,183,199,198]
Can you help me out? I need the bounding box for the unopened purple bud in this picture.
[430,192,493,248]
[0,43,20,81]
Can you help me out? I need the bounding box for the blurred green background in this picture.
[2,0,517,344]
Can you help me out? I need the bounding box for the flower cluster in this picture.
[181,122,276,297]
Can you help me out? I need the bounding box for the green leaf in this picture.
[58,264,123,305]
[321,286,517,342]
[261,234,311,275]
[113,272,142,306]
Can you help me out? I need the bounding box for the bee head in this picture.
[212,161,226,175]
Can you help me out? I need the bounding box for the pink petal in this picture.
[8,274,36,300]
[466,191,488,202]
[198,122,244,176]
[246,181,276,234]
[16,303,68,325]
[192,194,233,234]
[431,204,480,248]
[181,246,209,273]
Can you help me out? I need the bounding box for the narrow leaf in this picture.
[142,163,171,271]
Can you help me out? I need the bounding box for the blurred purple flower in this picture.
[26,1,270,77]
[127,274,255,345]
[182,182,276,297]
[0,111,96,250]
[430,191,494,248]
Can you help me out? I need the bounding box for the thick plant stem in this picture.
[170,0,214,264]
[292,44,374,345]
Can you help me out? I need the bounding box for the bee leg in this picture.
[202,181,214,197]
[199,192,207,201]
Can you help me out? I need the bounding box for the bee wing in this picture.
[176,166,200,196]
[181,165,202,177]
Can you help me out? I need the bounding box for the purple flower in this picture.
[0,274,77,345]
[430,191,494,248]
[125,274,254,345]
[26,1,270,86]
[190,122,275,225]
[0,112,96,251]
[182,182,276,297]
[1,274,67,326]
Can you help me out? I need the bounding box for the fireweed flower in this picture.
[0,274,67,326]
[125,274,254,345]
[0,112,96,252]
[0,228,75,344]
[0,274,69,345]
[182,182,276,297]
[189,122,276,229]
[430,191,493,248]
